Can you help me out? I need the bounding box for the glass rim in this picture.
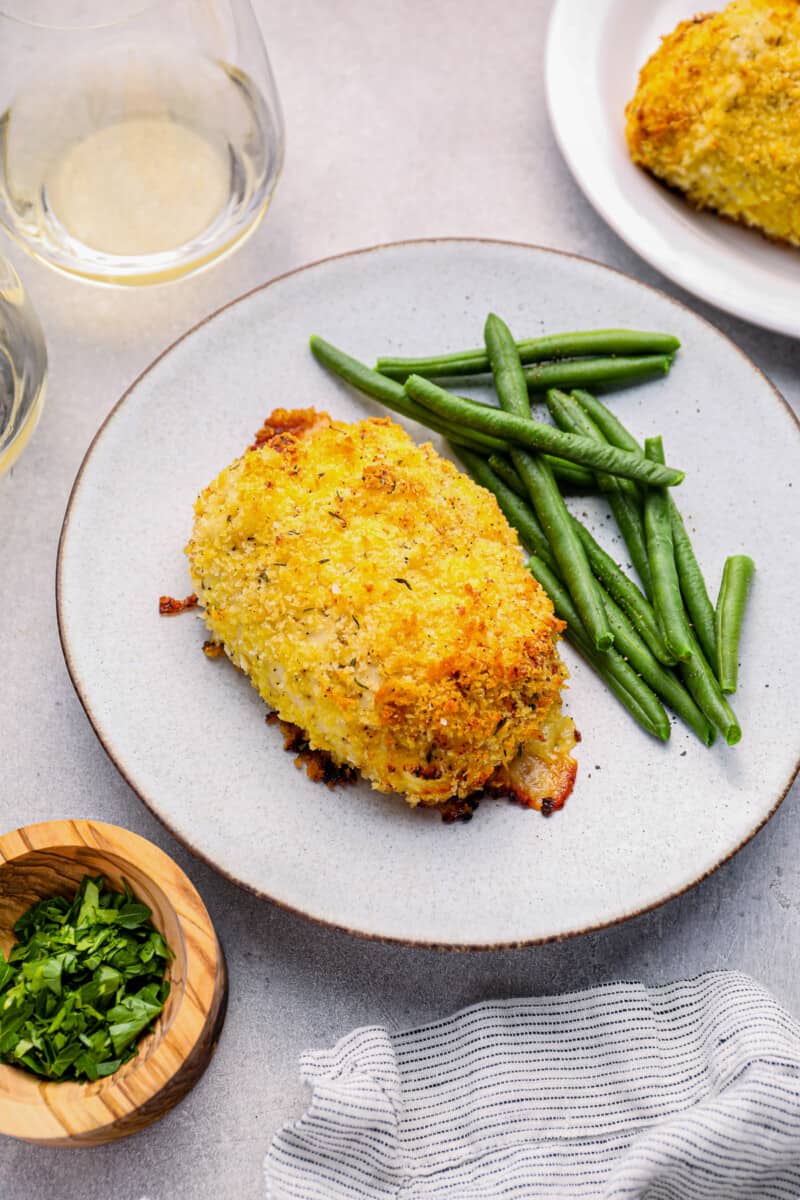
[0,1,163,32]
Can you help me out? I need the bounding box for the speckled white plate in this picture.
[57,240,800,948]
[547,0,800,338]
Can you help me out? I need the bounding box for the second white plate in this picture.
[547,0,800,337]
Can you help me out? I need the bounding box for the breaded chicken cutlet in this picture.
[186,409,577,812]
[626,0,800,246]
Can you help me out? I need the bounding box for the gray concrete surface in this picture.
[1,2,798,1197]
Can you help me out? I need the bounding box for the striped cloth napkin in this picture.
[265,971,800,1199]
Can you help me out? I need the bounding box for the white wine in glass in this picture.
[0,258,47,476]
[0,1,285,285]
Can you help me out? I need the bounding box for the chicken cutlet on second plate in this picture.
[626,0,800,247]
[185,409,577,813]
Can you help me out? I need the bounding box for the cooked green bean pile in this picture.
[309,320,754,748]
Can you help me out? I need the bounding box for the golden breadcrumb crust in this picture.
[625,0,800,246]
[186,411,576,808]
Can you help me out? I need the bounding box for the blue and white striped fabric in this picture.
[265,972,800,1199]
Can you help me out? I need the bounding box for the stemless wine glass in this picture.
[0,257,47,476]
[0,1,285,285]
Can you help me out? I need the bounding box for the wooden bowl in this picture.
[0,820,227,1146]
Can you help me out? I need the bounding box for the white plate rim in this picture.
[56,237,800,950]
[545,0,800,339]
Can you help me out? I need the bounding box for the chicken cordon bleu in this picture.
[185,409,577,811]
[625,0,800,247]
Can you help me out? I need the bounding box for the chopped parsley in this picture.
[0,875,173,1082]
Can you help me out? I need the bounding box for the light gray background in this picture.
[1,2,798,1197]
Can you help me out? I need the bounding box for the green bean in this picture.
[489,452,594,491]
[376,329,680,380]
[311,333,424,411]
[669,501,718,669]
[602,594,715,745]
[484,315,613,652]
[484,313,531,417]
[643,436,694,663]
[405,375,685,487]
[679,630,742,745]
[525,553,670,741]
[547,389,653,597]
[524,356,673,394]
[569,518,676,667]
[608,491,651,594]
[382,352,674,393]
[572,389,643,454]
[591,491,651,599]
[308,335,506,453]
[487,454,529,499]
[715,555,755,695]
[544,457,596,488]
